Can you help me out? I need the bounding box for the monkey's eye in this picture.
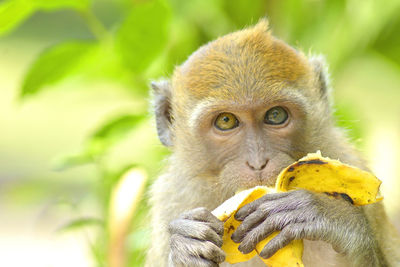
[264,106,288,125]
[214,112,239,131]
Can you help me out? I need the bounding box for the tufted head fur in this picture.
[152,19,330,148]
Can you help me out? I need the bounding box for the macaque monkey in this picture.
[145,20,400,267]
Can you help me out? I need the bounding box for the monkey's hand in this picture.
[168,207,226,267]
[231,190,381,266]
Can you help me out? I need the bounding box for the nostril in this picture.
[246,161,255,170]
[246,159,269,171]
[259,160,268,170]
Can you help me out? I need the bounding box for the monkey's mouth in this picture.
[239,172,277,189]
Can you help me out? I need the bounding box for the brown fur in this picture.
[146,19,400,267]
[174,20,312,101]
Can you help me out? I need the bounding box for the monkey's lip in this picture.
[239,172,277,189]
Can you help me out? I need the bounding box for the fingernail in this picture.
[238,244,251,254]
[259,249,273,259]
[231,233,239,243]
[234,213,245,221]
[217,254,226,262]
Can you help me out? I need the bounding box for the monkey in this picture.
[145,19,400,267]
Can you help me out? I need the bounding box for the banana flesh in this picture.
[212,186,271,263]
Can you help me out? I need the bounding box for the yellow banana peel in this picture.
[212,151,382,266]
[276,151,383,206]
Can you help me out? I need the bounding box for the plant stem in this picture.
[80,8,111,41]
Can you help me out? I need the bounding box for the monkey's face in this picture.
[156,21,331,192]
[181,92,312,190]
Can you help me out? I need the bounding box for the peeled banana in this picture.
[212,151,382,266]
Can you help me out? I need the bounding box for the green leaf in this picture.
[0,0,35,36]
[57,217,103,233]
[54,115,145,169]
[32,0,90,11]
[0,0,90,37]
[75,40,137,86]
[53,153,95,170]
[20,41,96,98]
[87,114,145,156]
[116,0,171,73]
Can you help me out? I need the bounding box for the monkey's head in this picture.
[152,19,335,191]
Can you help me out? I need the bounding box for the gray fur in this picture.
[151,80,173,147]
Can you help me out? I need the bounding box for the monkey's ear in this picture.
[151,80,173,147]
[309,55,331,100]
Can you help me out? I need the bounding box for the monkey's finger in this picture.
[237,220,278,254]
[170,234,226,264]
[178,207,224,236]
[170,252,219,267]
[180,207,223,225]
[257,195,302,216]
[233,192,314,243]
[242,212,308,255]
[236,208,308,254]
[198,240,226,264]
[188,257,219,267]
[232,197,296,243]
[231,209,266,243]
[169,219,223,247]
[258,223,307,259]
[234,192,289,220]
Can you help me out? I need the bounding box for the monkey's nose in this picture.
[246,159,269,171]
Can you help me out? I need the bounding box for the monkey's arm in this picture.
[231,190,395,267]
[363,203,400,266]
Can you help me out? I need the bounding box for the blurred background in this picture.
[1,0,399,266]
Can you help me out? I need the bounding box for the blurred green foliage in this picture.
[1,0,400,266]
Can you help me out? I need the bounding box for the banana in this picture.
[276,151,382,205]
[212,151,382,266]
